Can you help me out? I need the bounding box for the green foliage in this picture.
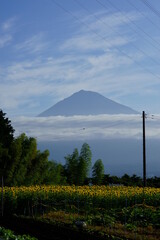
[8,133,67,186]
[77,155,87,185]
[0,109,14,178]
[92,159,104,185]
[103,174,160,187]
[87,213,115,226]
[9,134,38,185]
[0,109,66,186]
[65,148,79,185]
[0,144,10,177]
[80,143,92,166]
[147,176,160,188]
[119,205,160,228]
[1,132,65,186]
[0,109,14,148]
[102,174,143,186]
[44,161,66,185]
[24,149,50,185]
[78,143,92,185]
[0,226,37,240]
[1,184,160,240]
[65,143,92,185]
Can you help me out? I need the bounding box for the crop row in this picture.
[1,185,160,215]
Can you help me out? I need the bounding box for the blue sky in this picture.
[2,0,160,176]
[1,0,160,117]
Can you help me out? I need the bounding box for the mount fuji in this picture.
[38,90,138,116]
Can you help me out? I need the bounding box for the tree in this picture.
[0,109,66,186]
[5,133,61,186]
[64,143,92,185]
[24,149,50,185]
[0,109,15,181]
[0,109,14,148]
[121,174,131,186]
[6,133,38,185]
[80,143,92,169]
[92,159,104,185]
[130,174,142,186]
[44,161,66,185]
[65,148,79,185]
[78,143,92,185]
[77,156,87,185]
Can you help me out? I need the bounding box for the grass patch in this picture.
[0,226,37,240]
[37,209,160,240]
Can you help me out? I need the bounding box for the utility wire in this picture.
[147,114,160,121]
[141,0,160,19]
[126,0,160,32]
[74,0,160,67]
[97,0,160,52]
[49,0,160,82]
[139,112,160,121]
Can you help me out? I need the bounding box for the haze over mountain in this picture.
[38,90,138,116]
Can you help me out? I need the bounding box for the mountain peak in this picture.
[38,90,138,116]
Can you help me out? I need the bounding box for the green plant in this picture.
[0,226,37,240]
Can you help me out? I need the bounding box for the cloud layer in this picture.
[1,4,160,116]
[11,114,160,142]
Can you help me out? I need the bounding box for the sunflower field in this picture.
[1,185,160,239]
[1,185,160,212]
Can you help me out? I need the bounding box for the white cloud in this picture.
[1,17,16,31]
[15,33,48,54]
[11,114,153,142]
[0,18,17,48]
[0,51,157,114]
[0,35,12,48]
[60,12,136,52]
[0,80,52,110]
[0,9,160,115]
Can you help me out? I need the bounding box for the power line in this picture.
[126,0,160,31]
[139,113,160,122]
[49,0,160,82]
[141,0,160,19]
[98,0,160,51]
[102,119,142,129]
[147,114,160,121]
[74,0,160,67]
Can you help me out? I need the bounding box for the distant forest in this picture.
[0,109,160,187]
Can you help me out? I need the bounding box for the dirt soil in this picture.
[0,216,109,240]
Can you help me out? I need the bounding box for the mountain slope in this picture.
[38,90,138,116]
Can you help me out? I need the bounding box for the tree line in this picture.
[102,174,160,188]
[0,109,104,186]
[0,109,160,187]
